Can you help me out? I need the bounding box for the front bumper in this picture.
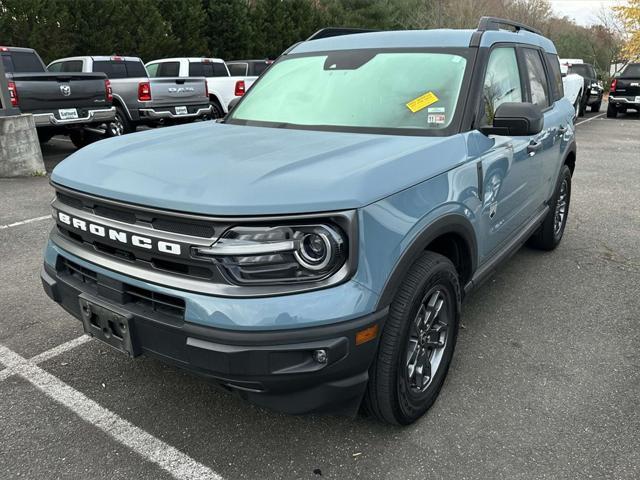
[41,259,386,415]
[33,107,116,127]
[139,104,213,120]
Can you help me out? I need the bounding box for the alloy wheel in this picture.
[554,179,568,237]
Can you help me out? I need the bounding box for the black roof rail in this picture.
[477,16,542,36]
[306,27,377,42]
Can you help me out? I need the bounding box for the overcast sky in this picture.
[549,0,626,25]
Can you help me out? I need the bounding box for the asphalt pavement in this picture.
[1,108,638,479]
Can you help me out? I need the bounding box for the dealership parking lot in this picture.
[1,108,639,479]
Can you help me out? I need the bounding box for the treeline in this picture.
[0,0,622,78]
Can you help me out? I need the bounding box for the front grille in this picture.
[59,257,186,319]
[56,191,217,239]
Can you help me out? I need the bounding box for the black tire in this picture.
[114,106,134,134]
[209,98,224,119]
[607,103,618,118]
[364,252,461,425]
[578,94,586,117]
[69,130,90,149]
[590,100,601,112]
[37,130,54,144]
[528,165,572,251]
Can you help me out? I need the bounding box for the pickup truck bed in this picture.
[2,47,114,135]
[48,56,212,133]
[608,63,640,117]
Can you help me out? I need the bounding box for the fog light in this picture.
[313,349,328,364]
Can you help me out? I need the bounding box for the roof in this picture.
[290,28,556,55]
[146,57,225,64]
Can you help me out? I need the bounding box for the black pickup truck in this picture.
[608,63,640,118]
[1,46,115,145]
[566,62,604,115]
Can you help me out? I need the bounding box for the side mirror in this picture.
[481,102,543,137]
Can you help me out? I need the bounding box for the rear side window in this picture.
[252,62,270,76]
[523,49,550,108]
[93,61,127,79]
[227,63,247,76]
[621,64,640,78]
[155,62,180,77]
[545,53,564,102]
[93,60,147,78]
[481,47,523,125]
[61,60,83,72]
[2,51,45,73]
[188,62,228,77]
[48,62,62,72]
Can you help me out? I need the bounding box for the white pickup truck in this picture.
[145,58,255,118]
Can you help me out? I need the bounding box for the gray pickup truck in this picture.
[48,56,212,134]
[1,46,115,145]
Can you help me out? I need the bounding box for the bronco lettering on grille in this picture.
[57,210,182,256]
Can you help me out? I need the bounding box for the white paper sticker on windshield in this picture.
[427,107,445,113]
[427,114,446,125]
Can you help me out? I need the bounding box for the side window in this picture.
[227,63,248,76]
[481,47,523,125]
[545,53,564,102]
[48,62,62,72]
[61,60,82,72]
[523,49,550,108]
[93,61,127,79]
[146,63,159,77]
[156,62,180,77]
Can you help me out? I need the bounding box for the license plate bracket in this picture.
[79,295,140,357]
[59,108,79,120]
[175,106,188,115]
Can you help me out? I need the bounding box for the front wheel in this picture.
[528,165,572,251]
[364,252,460,425]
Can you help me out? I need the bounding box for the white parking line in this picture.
[0,215,50,230]
[576,112,606,126]
[30,334,92,364]
[0,343,223,480]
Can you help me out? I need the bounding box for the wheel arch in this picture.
[111,94,132,120]
[376,214,478,310]
[208,93,227,114]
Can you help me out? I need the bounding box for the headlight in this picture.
[194,223,348,285]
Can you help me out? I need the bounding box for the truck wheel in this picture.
[528,165,571,251]
[578,95,586,117]
[69,131,87,149]
[590,100,601,112]
[606,103,618,118]
[114,107,133,134]
[364,252,460,425]
[210,99,224,119]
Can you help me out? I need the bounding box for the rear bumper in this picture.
[139,104,213,120]
[33,107,116,127]
[41,260,386,415]
[609,96,640,106]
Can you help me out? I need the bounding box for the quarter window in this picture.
[523,49,550,108]
[481,47,523,125]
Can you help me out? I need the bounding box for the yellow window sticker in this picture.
[406,91,439,113]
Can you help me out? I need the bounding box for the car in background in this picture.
[2,46,115,147]
[560,59,603,115]
[48,56,212,136]
[226,59,272,77]
[561,72,584,121]
[608,63,640,118]
[145,57,253,118]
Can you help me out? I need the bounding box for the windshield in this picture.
[227,50,469,134]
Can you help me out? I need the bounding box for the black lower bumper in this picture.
[41,261,386,415]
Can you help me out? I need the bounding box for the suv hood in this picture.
[52,122,467,216]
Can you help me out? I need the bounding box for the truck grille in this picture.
[59,257,186,319]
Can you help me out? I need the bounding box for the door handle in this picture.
[557,125,567,135]
[527,140,542,156]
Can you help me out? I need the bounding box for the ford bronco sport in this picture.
[42,18,576,425]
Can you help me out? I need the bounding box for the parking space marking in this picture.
[0,215,50,230]
[0,343,223,480]
[576,112,606,126]
[30,334,92,364]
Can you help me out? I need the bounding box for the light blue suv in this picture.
[42,17,576,424]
